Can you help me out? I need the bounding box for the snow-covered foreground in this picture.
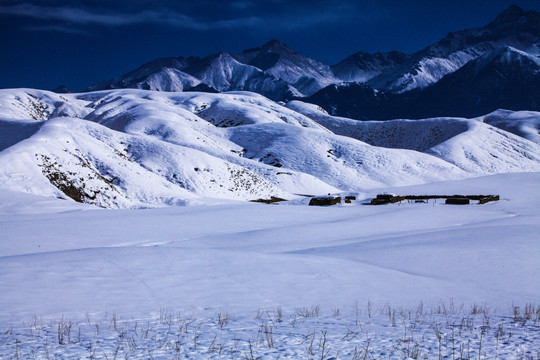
[1,172,539,358]
[1,302,538,359]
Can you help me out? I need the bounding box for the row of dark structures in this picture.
[308,195,356,206]
[369,194,500,205]
[251,194,499,206]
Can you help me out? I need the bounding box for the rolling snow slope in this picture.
[0,172,539,319]
[288,101,540,175]
[481,109,540,145]
[1,88,540,208]
[1,88,539,358]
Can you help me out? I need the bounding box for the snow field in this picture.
[1,172,539,315]
[0,302,538,359]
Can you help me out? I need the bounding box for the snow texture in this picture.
[0,172,539,358]
[1,89,540,209]
[0,86,539,358]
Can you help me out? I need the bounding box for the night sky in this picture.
[2,0,540,91]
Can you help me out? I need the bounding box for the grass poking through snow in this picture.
[0,302,538,359]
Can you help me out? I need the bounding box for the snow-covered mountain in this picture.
[403,46,540,118]
[1,88,539,208]
[308,5,540,119]
[181,51,300,100]
[84,6,540,119]
[306,45,540,120]
[86,40,340,98]
[368,5,540,93]
[331,51,410,83]
[234,40,339,96]
[86,56,202,92]
[86,40,332,99]
[87,51,300,101]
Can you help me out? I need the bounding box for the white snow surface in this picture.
[0,172,539,358]
[371,49,482,93]
[1,89,540,208]
[1,89,539,357]
[481,109,540,145]
[0,171,538,316]
[135,68,201,92]
[288,100,540,175]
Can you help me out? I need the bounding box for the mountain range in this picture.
[2,6,539,209]
[82,5,540,120]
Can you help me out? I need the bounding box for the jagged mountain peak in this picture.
[198,51,238,66]
[233,40,338,96]
[491,5,527,24]
[438,45,540,81]
[85,56,201,92]
[111,56,197,79]
[488,45,540,63]
[332,51,410,83]
[264,39,287,46]
[486,4,540,32]
[259,39,290,51]
[178,50,300,100]
[235,39,305,72]
[367,6,540,94]
[181,52,259,92]
[215,51,233,58]
[238,40,292,59]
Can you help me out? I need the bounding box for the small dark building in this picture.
[446,198,470,205]
[309,196,342,206]
[344,195,356,204]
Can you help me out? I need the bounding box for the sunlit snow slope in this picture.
[1,88,539,208]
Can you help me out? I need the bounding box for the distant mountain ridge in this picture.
[86,40,322,100]
[84,5,540,119]
[367,4,540,93]
[306,45,540,120]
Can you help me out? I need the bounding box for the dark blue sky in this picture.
[1,0,540,91]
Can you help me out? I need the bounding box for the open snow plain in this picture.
[0,89,539,358]
[1,173,539,359]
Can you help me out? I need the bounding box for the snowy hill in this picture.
[287,100,540,175]
[1,88,540,208]
[481,109,540,145]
